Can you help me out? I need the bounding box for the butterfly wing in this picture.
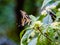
[20,10,31,26]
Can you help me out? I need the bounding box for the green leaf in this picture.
[20,30,26,39]
[20,27,33,39]
[41,0,52,9]
[42,15,53,24]
[21,30,32,45]
[29,15,37,22]
[37,34,49,45]
[56,12,60,18]
[38,15,46,21]
[28,38,37,45]
[36,34,41,45]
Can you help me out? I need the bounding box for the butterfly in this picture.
[20,10,31,26]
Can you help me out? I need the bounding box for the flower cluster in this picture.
[30,21,43,30]
[50,22,60,29]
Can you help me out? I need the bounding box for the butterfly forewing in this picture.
[20,10,31,26]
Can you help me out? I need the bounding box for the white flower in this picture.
[34,21,43,27]
[45,6,50,10]
[54,32,58,38]
[41,10,47,15]
[27,39,31,43]
[45,4,56,10]
[58,8,60,11]
[50,5,56,9]
[55,42,59,45]
[51,22,60,29]
[30,21,43,28]
[30,31,35,37]
[51,22,60,27]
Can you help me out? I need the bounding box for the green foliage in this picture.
[56,12,60,17]
[20,0,60,45]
